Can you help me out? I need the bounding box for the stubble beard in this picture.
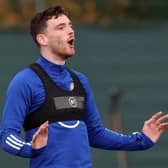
[50,40,75,61]
[58,45,75,60]
[52,47,75,61]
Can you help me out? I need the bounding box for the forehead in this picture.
[47,14,71,26]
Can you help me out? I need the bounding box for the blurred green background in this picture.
[0,0,168,168]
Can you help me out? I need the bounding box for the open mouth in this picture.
[68,39,75,47]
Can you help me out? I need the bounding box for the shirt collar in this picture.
[36,55,67,74]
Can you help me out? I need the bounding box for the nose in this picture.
[68,26,74,35]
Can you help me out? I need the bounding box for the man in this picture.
[0,5,168,168]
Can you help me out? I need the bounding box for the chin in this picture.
[63,53,74,59]
[67,51,75,57]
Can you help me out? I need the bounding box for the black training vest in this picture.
[23,63,86,131]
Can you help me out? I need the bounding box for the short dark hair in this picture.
[30,5,67,45]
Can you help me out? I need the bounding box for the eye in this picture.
[69,23,74,29]
[57,26,64,30]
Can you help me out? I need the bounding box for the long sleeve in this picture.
[0,129,44,158]
[0,70,44,158]
[76,72,154,151]
[0,55,155,168]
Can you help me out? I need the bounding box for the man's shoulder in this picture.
[70,69,88,82]
[10,66,38,85]
[5,66,38,93]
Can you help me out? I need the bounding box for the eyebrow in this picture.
[56,22,72,27]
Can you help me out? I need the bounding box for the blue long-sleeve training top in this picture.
[0,55,154,168]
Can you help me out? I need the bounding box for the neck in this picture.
[40,49,66,65]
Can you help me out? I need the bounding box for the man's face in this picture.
[42,14,75,59]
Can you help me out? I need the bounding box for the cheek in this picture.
[49,37,59,45]
[51,38,65,48]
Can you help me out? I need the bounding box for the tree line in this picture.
[0,0,168,30]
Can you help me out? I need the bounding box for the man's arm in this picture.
[76,72,168,150]
[0,69,48,157]
[0,121,48,158]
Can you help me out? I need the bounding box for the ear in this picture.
[36,34,48,46]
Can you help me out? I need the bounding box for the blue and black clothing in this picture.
[23,63,86,131]
[0,56,154,168]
